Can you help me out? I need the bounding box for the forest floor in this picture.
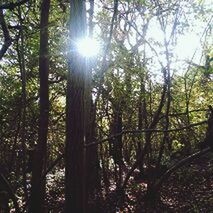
[47,152,213,212]
[125,152,213,212]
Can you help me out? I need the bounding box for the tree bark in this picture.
[29,0,50,212]
[65,0,87,212]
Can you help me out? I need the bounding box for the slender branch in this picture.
[42,153,64,179]
[120,12,164,69]
[94,0,119,103]
[160,109,208,118]
[85,120,207,147]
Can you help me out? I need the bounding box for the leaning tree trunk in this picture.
[65,0,87,212]
[29,0,50,212]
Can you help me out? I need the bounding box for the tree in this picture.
[29,0,51,212]
[0,0,212,211]
[65,0,87,212]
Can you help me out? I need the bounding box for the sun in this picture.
[76,38,100,57]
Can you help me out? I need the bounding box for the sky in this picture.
[138,0,212,76]
[0,0,212,78]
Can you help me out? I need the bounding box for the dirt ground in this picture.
[127,153,213,212]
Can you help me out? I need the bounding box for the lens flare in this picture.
[76,38,100,57]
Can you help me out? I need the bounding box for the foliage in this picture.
[0,0,212,211]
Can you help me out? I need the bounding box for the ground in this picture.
[46,153,213,212]
[123,153,213,212]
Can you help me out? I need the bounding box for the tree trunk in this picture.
[85,1,101,209]
[65,0,87,212]
[29,0,50,212]
[16,5,28,199]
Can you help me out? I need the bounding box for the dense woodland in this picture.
[0,0,213,212]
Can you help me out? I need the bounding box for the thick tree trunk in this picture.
[29,0,50,212]
[65,0,87,212]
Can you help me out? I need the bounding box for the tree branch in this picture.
[0,9,12,60]
[85,120,207,148]
[94,0,119,104]
[42,153,64,179]
[153,147,211,191]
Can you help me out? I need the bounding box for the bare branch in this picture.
[85,120,207,148]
